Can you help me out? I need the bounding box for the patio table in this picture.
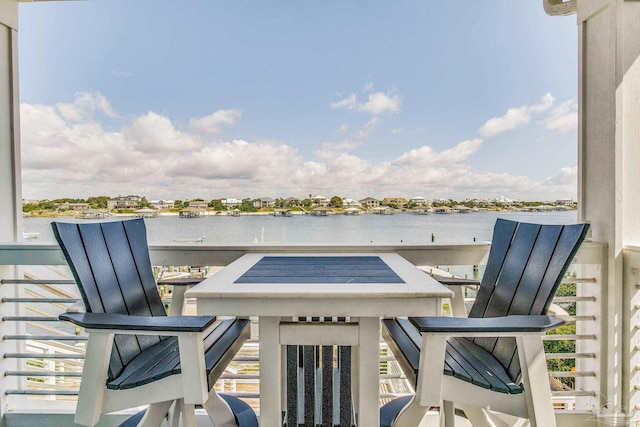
[186,252,452,426]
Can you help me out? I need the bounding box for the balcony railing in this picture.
[0,241,606,424]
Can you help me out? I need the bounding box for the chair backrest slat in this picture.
[52,219,166,380]
[468,219,518,317]
[466,219,589,384]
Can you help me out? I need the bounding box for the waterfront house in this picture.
[311,195,329,206]
[382,197,407,208]
[342,198,363,209]
[1,1,639,426]
[221,198,242,208]
[409,196,429,206]
[106,195,142,210]
[187,200,209,209]
[150,199,174,210]
[253,197,276,209]
[556,198,577,207]
[359,197,380,209]
[56,202,90,211]
[284,197,300,207]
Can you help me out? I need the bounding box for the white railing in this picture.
[0,241,605,422]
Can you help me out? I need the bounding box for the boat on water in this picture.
[273,209,293,217]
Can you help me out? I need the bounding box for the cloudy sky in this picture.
[19,1,578,201]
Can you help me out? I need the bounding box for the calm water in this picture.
[23,211,577,245]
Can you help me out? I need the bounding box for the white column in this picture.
[572,0,640,419]
[0,0,21,243]
[0,0,21,418]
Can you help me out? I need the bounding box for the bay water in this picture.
[23,210,577,246]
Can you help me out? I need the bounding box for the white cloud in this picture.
[391,128,403,135]
[330,94,358,110]
[19,93,576,201]
[331,91,401,115]
[188,109,242,134]
[479,93,555,137]
[356,117,379,138]
[360,92,401,115]
[335,123,349,134]
[56,92,118,122]
[320,140,362,152]
[545,99,577,133]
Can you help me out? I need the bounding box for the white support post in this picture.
[571,0,640,419]
[356,316,380,427]
[259,316,282,427]
[0,1,22,416]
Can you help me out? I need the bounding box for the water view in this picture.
[23,210,577,246]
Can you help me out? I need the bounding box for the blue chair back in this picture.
[52,219,166,381]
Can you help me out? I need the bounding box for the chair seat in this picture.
[382,318,523,395]
[107,318,251,390]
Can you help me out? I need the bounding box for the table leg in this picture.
[357,317,380,426]
[259,316,281,427]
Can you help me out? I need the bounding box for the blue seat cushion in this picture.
[382,318,523,395]
[107,318,250,390]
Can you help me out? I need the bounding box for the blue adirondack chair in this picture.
[53,219,256,427]
[381,219,589,427]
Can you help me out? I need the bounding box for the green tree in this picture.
[174,200,185,209]
[239,198,257,212]
[329,196,343,208]
[140,197,152,208]
[209,199,225,211]
[87,196,110,209]
[22,203,39,213]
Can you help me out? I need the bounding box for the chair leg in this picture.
[459,404,492,427]
[517,336,557,427]
[441,400,455,427]
[202,389,237,427]
[137,401,174,427]
[167,400,181,427]
[392,395,430,427]
[180,402,198,427]
[485,411,529,427]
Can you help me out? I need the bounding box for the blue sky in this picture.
[18,1,578,201]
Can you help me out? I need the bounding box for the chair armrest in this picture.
[430,274,480,287]
[59,312,216,333]
[409,315,565,334]
[157,277,204,286]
